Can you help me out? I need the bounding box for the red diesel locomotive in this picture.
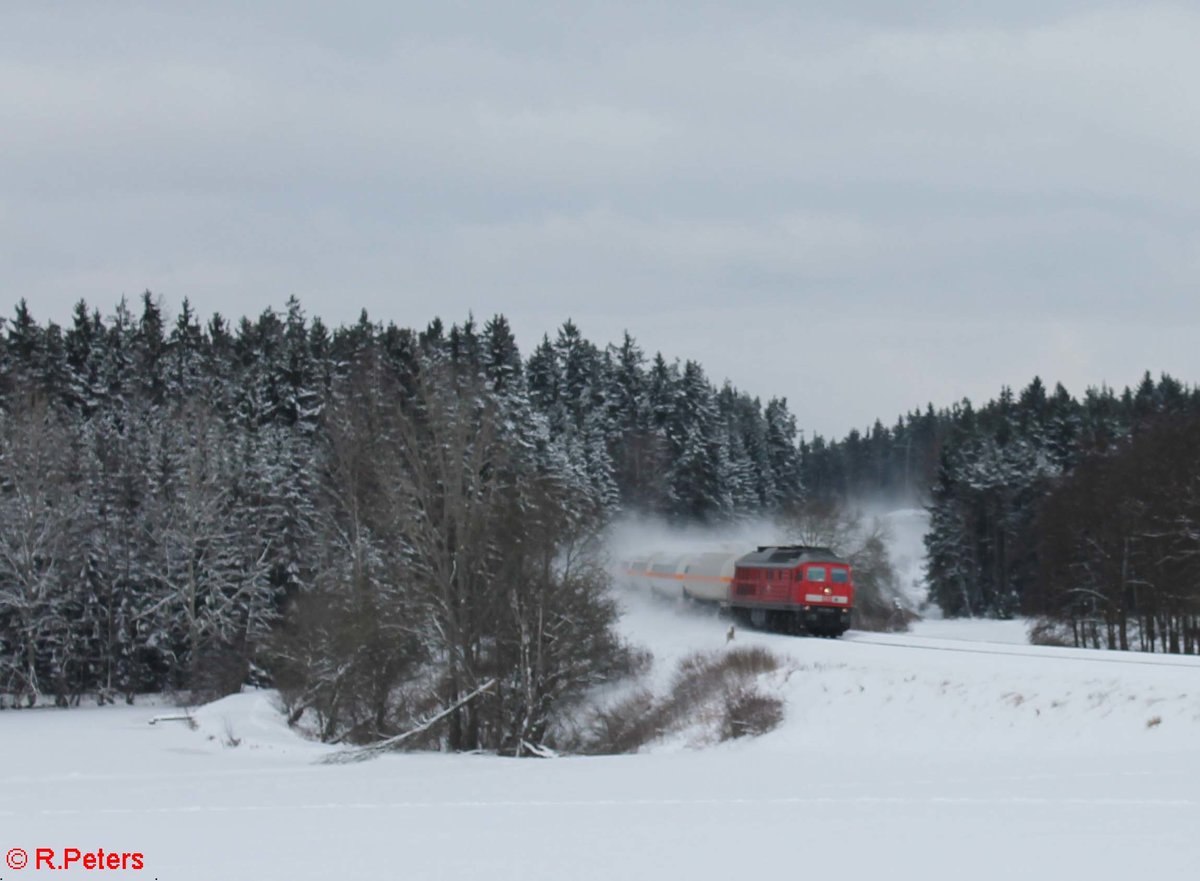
[622,545,854,637]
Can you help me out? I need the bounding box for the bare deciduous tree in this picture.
[0,401,75,703]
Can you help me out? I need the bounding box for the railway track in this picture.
[842,630,1200,670]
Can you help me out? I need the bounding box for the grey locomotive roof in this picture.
[735,545,846,568]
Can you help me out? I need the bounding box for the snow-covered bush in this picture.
[719,686,784,741]
[565,646,786,753]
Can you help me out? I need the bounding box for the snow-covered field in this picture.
[5,590,1199,880]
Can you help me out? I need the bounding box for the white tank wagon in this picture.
[619,556,652,590]
[617,550,740,601]
[678,552,740,602]
[643,554,687,599]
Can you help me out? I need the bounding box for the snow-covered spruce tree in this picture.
[924,444,979,617]
[722,427,759,518]
[523,321,622,518]
[64,301,108,417]
[606,333,673,514]
[764,397,803,510]
[481,314,523,393]
[668,360,730,520]
[924,383,1065,618]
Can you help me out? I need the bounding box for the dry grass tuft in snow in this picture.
[564,646,787,754]
[719,686,785,740]
[1027,617,1073,647]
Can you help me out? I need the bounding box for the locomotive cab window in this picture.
[831,569,849,583]
[806,566,826,582]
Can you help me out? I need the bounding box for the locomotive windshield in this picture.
[831,569,849,583]
[806,566,826,582]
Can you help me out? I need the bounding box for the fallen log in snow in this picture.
[321,679,497,764]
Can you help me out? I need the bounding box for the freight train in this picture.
[621,545,854,636]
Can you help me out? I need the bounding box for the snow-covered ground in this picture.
[4,588,1199,880]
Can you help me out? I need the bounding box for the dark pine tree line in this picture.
[1028,408,1200,653]
[799,405,954,507]
[920,374,1200,651]
[0,295,806,727]
[806,371,1200,654]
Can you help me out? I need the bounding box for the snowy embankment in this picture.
[4,589,1200,879]
[617,588,1200,754]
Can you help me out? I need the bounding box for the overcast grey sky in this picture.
[4,2,1199,437]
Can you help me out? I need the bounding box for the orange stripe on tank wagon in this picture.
[626,572,732,583]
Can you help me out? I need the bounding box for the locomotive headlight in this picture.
[823,587,832,595]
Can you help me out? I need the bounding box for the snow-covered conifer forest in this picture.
[4,294,1200,733]
[808,374,1200,649]
[1,294,815,739]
